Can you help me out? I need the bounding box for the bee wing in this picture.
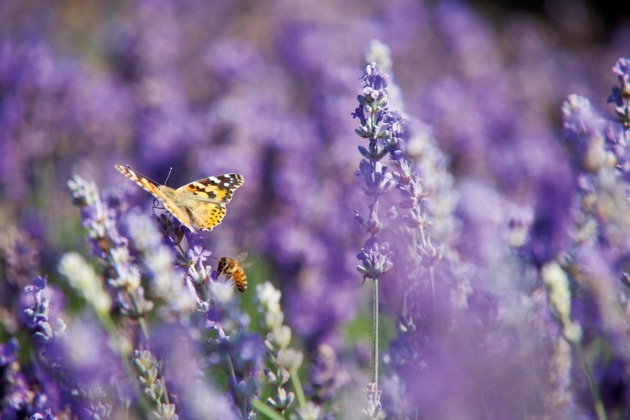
[236,252,252,268]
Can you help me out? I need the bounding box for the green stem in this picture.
[138,318,149,341]
[417,225,435,300]
[372,278,379,389]
[572,341,607,420]
[226,353,248,419]
[176,242,188,259]
[290,367,306,410]
[251,398,284,420]
[98,312,154,416]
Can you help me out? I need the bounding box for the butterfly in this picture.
[115,164,244,232]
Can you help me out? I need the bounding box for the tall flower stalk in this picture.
[552,57,630,420]
[353,62,398,417]
[67,175,154,340]
[354,43,451,417]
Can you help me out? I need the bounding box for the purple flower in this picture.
[0,338,49,419]
[68,176,126,257]
[608,57,630,128]
[355,160,396,197]
[149,323,236,419]
[22,275,57,344]
[355,202,398,236]
[20,275,132,417]
[353,62,401,255]
[67,176,154,320]
[187,243,212,268]
[124,211,195,314]
[562,94,611,172]
[206,332,265,416]
[0,338,19,365]
[3,1,630,417]
[356,237,394,281]
[307,344,348,405]
[612,58,630,84]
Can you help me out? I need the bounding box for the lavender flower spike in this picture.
[608,57,630,128]
[131,350,177,419]
[58,252,111,316]
[23,275,61,344]
[353,61,403,419]
[255,281,307,415]
[356,236,393,281]
[355,160,396,196]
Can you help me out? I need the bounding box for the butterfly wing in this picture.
[175,174,244,204]
[175,174,244,231]
[115,164,196,231]
[189,201,227,231]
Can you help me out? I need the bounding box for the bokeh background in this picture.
[2,0,630,417]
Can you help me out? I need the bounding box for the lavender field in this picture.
[2,0,630,418]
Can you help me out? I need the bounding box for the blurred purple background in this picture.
[2,0,630,417]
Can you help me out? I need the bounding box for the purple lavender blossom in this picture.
[307,343,349,406]
[3,0,630,418]
[358,47,623,420]
[23,275,57,344]
[19,274,133,418]
[124,211,195,315]
[353,61,416,418]
[608,58,630,128]
[68,175,154,324]
[0,338,43,418]
[356,237,394,281]
[136,205,265,417]
[149,323,237,419]
[206,329,265,417]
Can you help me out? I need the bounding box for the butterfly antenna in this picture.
[164,167,173,186]
[149,167,174,208]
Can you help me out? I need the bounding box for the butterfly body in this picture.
[115,164,243,232]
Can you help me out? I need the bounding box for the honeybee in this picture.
[216,253,249,293]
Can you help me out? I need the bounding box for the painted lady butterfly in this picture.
[115,164,243,232]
